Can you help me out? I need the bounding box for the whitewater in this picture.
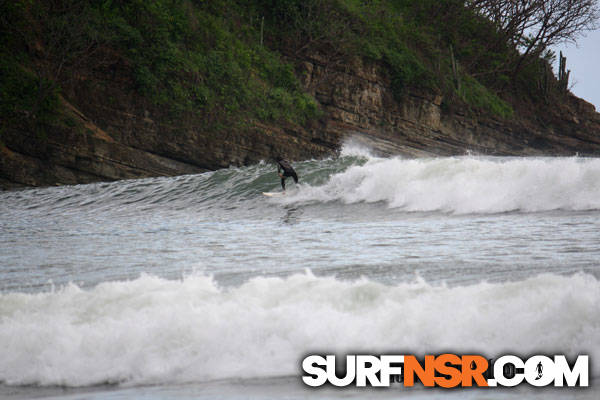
[1,144,599,399]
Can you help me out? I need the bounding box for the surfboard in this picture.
[263,192,285,197]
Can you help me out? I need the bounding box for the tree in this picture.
[466,0,599,77]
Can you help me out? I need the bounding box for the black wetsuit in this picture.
[277,159,298,190]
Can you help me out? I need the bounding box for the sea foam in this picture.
[0,272,598,386]
[284,155,600,214]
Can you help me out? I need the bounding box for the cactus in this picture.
[450,44,460,91]
[558,51,570,92]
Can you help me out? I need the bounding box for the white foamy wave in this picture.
[0,273,598,387]
[339,139,377,159]
[284,156,600,213]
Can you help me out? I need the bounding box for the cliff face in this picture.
[2,54,600,189]
[299,54,600,158]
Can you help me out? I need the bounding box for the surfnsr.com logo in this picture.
[302,354,589,388]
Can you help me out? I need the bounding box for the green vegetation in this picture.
[0,55,60,132]
[1,0,320,131]
[458,75,513,118]
[103,0,320,123]
[1,0,590,135]
[0,2,57,133]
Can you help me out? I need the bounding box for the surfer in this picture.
[276,157,298,191]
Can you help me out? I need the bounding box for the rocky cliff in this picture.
[2,53,600,190]
[300,54,600,157]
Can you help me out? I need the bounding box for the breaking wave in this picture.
[3,142,600,216]
[0,272,598,387]
[280,152,600,214]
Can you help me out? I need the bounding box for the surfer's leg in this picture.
[281,177,286,190]
[291,171,298,184]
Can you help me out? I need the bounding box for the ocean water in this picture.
[1,144,599,399]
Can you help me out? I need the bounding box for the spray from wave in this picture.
[0,272,598,387]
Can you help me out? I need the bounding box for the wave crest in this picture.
[283,156,600,213]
